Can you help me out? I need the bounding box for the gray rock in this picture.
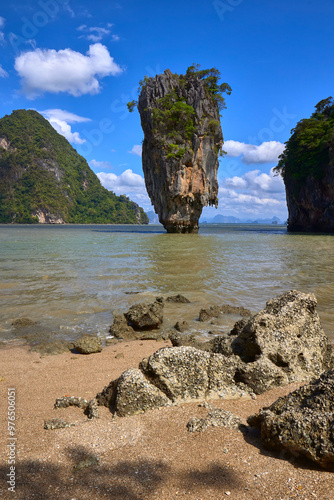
[55,396,89,409]
[174,321,190,333]
[199,304,251,322]
[109,314,137,339]
[85,398,99,419]
[115,368,171,417]
[247,370,334,471]
[124,299,164,330]
[199,306,221,322]
[44,418,75,430]
[230,290,333,392]
[166,294,191,303]
[74,334,102,354]
[187,409,242,432]
[96,290,334,417]
[140,346,248,403]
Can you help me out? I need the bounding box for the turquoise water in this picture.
[1,223,334,344]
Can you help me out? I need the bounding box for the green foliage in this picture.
[127,100,137,113]
[166,144,186,159]
[274,97,334,191]
[152,98,195,142]
[185,64,232,110]
[0,110,149,224]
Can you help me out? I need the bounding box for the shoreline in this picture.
[1,340,334,499]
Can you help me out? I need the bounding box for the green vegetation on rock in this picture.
[0,110,149,224]
[274,97,334,191]
[128,65,231,161]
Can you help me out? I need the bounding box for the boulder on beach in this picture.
[124,298,164,330]
[97,290,334,417]
[74,335,102,354]
[97,346,250,416]
[211,290,334,393]
[109,313,137,340]
[247,369,334,471]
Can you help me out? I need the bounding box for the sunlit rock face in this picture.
[138,69,223,233]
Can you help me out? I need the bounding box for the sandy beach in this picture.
[0,340,333,499]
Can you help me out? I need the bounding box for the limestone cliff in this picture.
[276,97,334,232]
[137,67,231,233]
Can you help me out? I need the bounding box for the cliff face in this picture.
[285,160,334,232]
[0,110,149,224]
[276,97,334,232]
[138,69,226,233]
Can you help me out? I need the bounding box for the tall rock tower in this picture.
[136,66,231,233]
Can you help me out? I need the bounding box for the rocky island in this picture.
[0,110,149,224]
[129,65,231,232]
[275,97,334,232]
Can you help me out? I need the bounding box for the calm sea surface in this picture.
[1,223,334,345]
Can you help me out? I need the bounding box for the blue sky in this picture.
[0,0,333,220]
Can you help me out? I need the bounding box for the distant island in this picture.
[147,211,285,225]
[0,110,149,225]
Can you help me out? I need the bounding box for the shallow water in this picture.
[1,223,334,344]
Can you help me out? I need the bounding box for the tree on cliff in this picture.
[274,97,334,186]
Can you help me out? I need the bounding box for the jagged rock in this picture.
[96,290,334,417]
[247,370,334,471]
[199,306,221,322]
[74,334,102,354]
[139,346,248,403]
[229,290,333,393]
[44,418,75,430]
[115,368,171,417]
[138,68,226,233]
[124,299,164,330]
[55,396,89,409]
[109,314,138,339]
[85,398,99,419]
[199,304,251,322]
[187,408,243,432]
[96,379,119,409]
[168,331,210,350]
[166,294,191,303]
[173,320,189,333]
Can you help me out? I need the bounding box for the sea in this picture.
[1,223,334,347]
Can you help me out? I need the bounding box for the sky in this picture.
[0,0,333,221]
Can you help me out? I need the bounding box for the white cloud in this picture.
[129,144,142,157]
[217,168,287,217]
[77,24,119,43]
[15,43,123,99]
[40,109,91,145]
[0,65,8,78]
[224,140,285,164]
[89,159,113,170]
[97,169,151,207]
